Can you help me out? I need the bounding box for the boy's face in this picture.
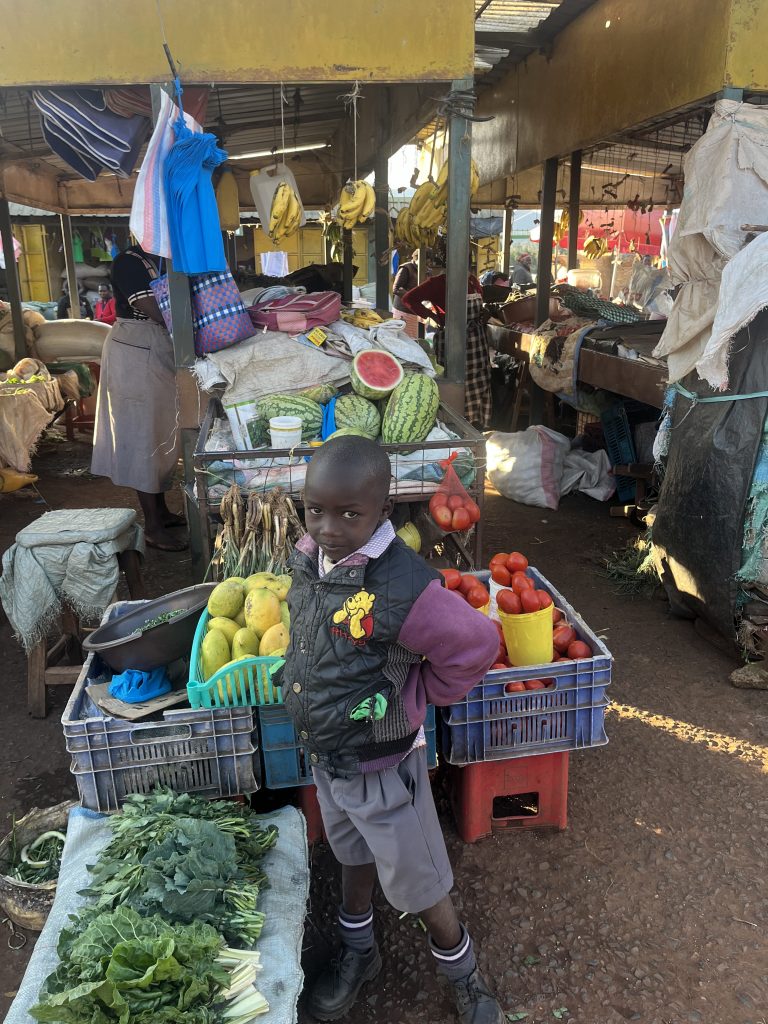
[304,469,393,562]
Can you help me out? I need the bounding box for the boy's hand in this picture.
[350,693,388,722]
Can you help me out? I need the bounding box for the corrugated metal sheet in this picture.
[475,0,560,33]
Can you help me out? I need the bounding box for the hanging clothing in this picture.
[432,294,491,430]
[400,273,482,327]
[91,247,179,493]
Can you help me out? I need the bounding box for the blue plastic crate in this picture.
[600,402,637,502]
[258,705,438,789]
[442,568,612,764]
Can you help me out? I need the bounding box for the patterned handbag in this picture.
[151,268,254,356]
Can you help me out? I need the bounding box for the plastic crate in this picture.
[600,403,637,502]
[62,602,260,812]
[442,568,612,764]
[258,704,438,789]
[188,608,283,710]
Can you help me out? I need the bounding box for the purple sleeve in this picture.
[398,579,499,706]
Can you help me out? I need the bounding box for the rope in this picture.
[672,382,768,404]
[339,81,362,181]
[279,82,288,165]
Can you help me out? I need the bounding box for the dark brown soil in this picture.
[1,432,766,1024]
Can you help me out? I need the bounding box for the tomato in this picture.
[491,565,511,587]
[505,681,526,693]
[553,624,577,654]
[465,499,481,524]
[535,590,553,610]
[489,552,510,569]
[544,679,556,688]
[552,607,564,624]
[466,586,489,609]
[505,551,529,574]
[511,571,534,595]
[525,679,547,690]
[458,574,478,595]
[491,662,508,671]
[439,568,462,591]
[567,640,592,660]
[447,494,465,511]
[497,589,522,615]
[432,505,453,530]
[452,507,472,531]
[429,492,448,514]
[520,589,541,614]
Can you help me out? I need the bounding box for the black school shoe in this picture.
[306,944,382,1021]
[452,967,506,1024]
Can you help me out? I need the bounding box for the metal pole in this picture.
[445,77,474,408]
[374,92,390,313]
[567,149,582,271]
[60,213,80,319]
[342,228,353,302]
[150,83,195,368]
[536,156,558,326]
[0,198,27,360]
[501,205,513,275]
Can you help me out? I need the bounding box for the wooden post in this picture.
[568,149,582,271]
[374,93,390,313]
[444,76,474,413]
[536,156,558,327]
[60,213,81,319]
[0,197,27,360]
[501,205,513,276]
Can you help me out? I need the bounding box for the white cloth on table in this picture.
[5,804,309,1024]
[260,251,290,277]
[0,507,144,650]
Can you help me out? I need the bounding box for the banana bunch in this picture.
[583,234,609,260]
[554,207,584,243]
[339,308,389,328]
[336,179,376,230]
[409,181,444,234]
[268,182,302,245]
[395,207,437,248]
[431,158,481,209]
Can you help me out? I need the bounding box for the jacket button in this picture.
[300,730,309,740]
[292,682,302,694]
[299,640,307,652]
[349,569,357,577]
[310,753,319,763]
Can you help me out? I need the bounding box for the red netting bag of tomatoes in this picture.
[428,452,481,533]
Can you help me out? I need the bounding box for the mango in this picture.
[215,660,246,704]
[232,627,260,660]
[280,601,290,632]
[235,609,246,627]
[207,616,240,647]
[244,572,291,601]
[244,588,282,638]
[226,576,246,586]
[260,622,289,656]
[201,629,230,680]
[208,580,244,619]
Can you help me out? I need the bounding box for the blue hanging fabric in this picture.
[163,79,228,274]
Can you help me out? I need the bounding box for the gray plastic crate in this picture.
[61,601,259,812]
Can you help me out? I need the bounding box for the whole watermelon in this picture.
[381,374,439,444]
[327,427,376,441]
[299,382,337,404]
[257,394,323,440]
[334,394,381,439]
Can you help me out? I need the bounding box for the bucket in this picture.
[269,416,302,450]
[488,578,504,622]
[498,605,553,666]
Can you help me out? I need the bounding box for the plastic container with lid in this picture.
[566,268,602,291]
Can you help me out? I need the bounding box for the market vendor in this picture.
[94,282,117,326]
[401,269,491,429]
[283,436,504,1024]
[91,244,187,552]
[392,249,419,312]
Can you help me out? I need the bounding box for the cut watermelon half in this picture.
[350,350,404,400]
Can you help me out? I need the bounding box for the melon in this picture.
[257,394,322,440]
[350,350,404,400]
[334,394,381,439]
[396,521,421,552]
[299,383,337,404]
[381,374,440,444]
[327,427,373,441]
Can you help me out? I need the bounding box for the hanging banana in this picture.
[336,179,376,230]
[268,181,303,245]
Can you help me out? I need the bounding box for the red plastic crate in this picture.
[448,753,569,842]
[296,784,326,844]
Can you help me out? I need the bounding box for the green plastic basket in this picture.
[188,609,285,710]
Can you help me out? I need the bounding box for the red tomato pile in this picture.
[429,491,481,533]
[439,569,489,610]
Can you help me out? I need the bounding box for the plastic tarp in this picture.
[654,100,768,382]
[653,308,768,638]
[5,804,309,1024]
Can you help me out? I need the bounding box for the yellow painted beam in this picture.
[0,0,473,86]
[473,0,732,179]
[726,0,768,88]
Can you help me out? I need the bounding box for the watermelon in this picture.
[258,394,322,440]
[299,382,337,404]
[350,350,404,400]
[381,374,440,444]
[334,394,381,439]
[326,427,375,441]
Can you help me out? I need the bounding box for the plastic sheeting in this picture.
[653,309,768,638]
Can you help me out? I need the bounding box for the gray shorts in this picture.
[312,747,454,914]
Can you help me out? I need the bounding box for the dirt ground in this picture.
[1,430,766,1024]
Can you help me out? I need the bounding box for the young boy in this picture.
[283,436,503,1024]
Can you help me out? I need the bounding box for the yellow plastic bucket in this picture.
[498,605,553,666]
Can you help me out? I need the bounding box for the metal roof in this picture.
[475,1,561,34]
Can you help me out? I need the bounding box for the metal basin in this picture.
[82,583,216,673]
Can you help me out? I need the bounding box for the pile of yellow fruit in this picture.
[200,573,291,702]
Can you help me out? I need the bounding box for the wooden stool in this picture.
[27,549,144,718]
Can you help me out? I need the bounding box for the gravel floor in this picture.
[1,434,766,1024]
